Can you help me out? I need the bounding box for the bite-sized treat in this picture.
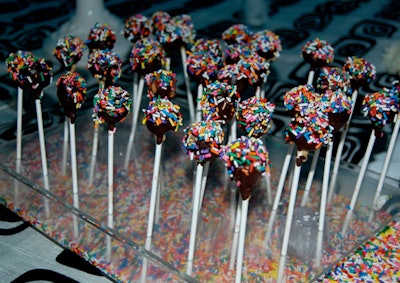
[30,57,53,99]
[362,89,400,138]
[122,14,152,44]
[285,107,333,165]
[217,61,258,95]
[171,14,196,46]
[190,38,224,68]
[302,38,334,68]
[185,52,219,85]
[145,69,177,99]
[53,35,85,71]
[316,66,350,93]
[222,136,269,200]
[222,24,253,45]
[87,50,122,87]
[56,71,87,124]
[323,89,353,133]
[151,11,171,31]
[6,50,36,89]
[240,54,270,88]
[251,29,282,62]
[182,120,225,165]
[224,42,252,65]
[93,85,131,131]
[283,84,317,117]
[200,80,239,123]
[129,38,166,76]
[86,23,116,53]
[342,56,376,90]
[236,96,276,138]
[142,97,183,144]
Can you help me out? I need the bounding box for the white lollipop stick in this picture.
[328,89,359,202]
[265,174,272,205]
[266,143,295,243]
[72,191,80,239]
[307,69,315,85]
[35,97,49,190]
[108,129,114,218]
[255,85,261,98]
[260,76,268,99]
[370,114,399,218]
[146,140,163,240]
[69,119,78,195]
[186,163,203,276]
[235,197,249,283]
[195,84,203,122]
[180,46,195,122]
[230,197,241,270]
[315,141,333,266]
[16,87,23,173]
[132,72,138,101]
[155,166,164,225]
[300,148,320,207]
[107,213,114,261]
[62,119,69,175]
[198,161,210,213]
[124,77,144,171]
[89,126,99,186]
[277,161,302,283]
[342,129,376,236]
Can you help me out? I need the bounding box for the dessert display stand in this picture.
[0,102,398,282]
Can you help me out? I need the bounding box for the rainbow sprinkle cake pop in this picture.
[88,50,122,87]
[182,120,225,165]
[342,56,376,90]
[316,66,350,93]
[302,38,334,68]
[122,14,152,44]
[6,50,36,89]
[222,24,253,45]
[145,69,177,100]
[86,22,116,53]
[53,35,85,71]
[130,38,166,76]
[142,97,183,144]
[93,85,132,131]
[56,71,87,124]
[251,29,282,62]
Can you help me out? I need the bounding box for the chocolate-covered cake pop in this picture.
[342,56,376,90]
[323,89,353,133]
[88,50,122,87]
[190,38,224,68]
[224,42,252,65]
[200,80,239,123]
[362,89,400,138]
[130,38,166,76]
[93,85,132,131]
[316,66,350,93]
[30,57,53,99]
[283,84,317,117]
[53,35,85,71]
[6,50,36,89]
[56,71,87,124]
[185,52,219,85]
[223,136,269,200]
[222,24,253,45]
[86,22,116,53]
[236,96,276,138]
[142,97,183,144]
[182,120,225,165]
[145,69,177,99]
[251,29,282,62]
[122,14,152,44]
[302,38,334,68]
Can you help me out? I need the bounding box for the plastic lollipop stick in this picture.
[186,163,204,276]
[328,89,359,202]
[35,98,49,190]
[155,166,164,225]
[124,77,144,170]
[180,46,195,122]
[199,161,210,212]
[89,126,99,186]
[255,85,261,98]
[266,143,295,243]
[62,119,69,174]
[235,197,249,283]
[195,84,203,121]
[133,72,138,101]
[16,87,23,173]
[370,114,399,219]
[141,236,152,283]
[72,192,79,239]
[301,148,320,207]
[261,76,268,99]
[108,130,114,217]
[230,197,241,270]
[277,161,302,283]
[265,174,272,205]
[107,214,114,261]
[315,141,332,266]
[307,69,315,85]
[165,57,171,71]
[146,141,163,240]
[342,129,376,236]
[69,120,78,195]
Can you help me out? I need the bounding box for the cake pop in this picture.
[185,52,220,86]
[53,35,85,71]
[283,84,317,117]
[316,66,350,93]
[86,22,116,53]
[129,38,166,77]
[145,69,177,100]
[224,42,253,65]
[251,29,282,62]
[88,50,122,87]
[342,56,376,90]
[302,38,334,84]
[190,38,224,68]
[122,14,152,44]
[222,24,253,45]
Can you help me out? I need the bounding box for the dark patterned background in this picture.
[0,0,399,282]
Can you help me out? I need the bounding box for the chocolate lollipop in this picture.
[53,35,85,71]
[93,85,132,131]
[143,97,183,144]
[122,14,152,44]
[88,50,122,88]
[145,69,177,100]
[86,22,116,54]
